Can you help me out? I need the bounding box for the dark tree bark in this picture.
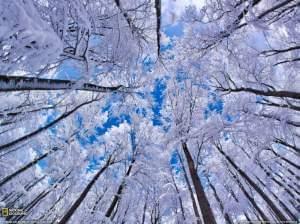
[150,201,160,224]
[255,175,297,220]
[170,169,186,222]
[38,186,71,221]
[91,188,108,215]
[217,86,300,100]
[226,165,270,222]
[266,164,300,196]
[275,161,300,181]
[57,157,112,224]
[258,100,300,112]
[8,170,72,222]
[177,152,201,224]
[223,181,257,222]
[216,144,289,221]
[105,158,136,219]
[155,0,161,57]
[9,190,51,222]
[244,211,252,222]
[256,160,300,204]
[0,75,124,93]
[3,176,46,208]
[265,147,300,170]
[0,148,58,187]
[274,138,300,154]
[141,193,148,224]
[182,142,217,224]
[0,98,98,152]
[206,177,233,224]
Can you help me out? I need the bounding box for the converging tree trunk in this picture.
[0,99,98,152]
[177,151,201,224]
[105,157,136,219]
[216,143,289,222]
[206,177,233,224]
[170,168,186,222]
[155,0,161,57]
[0,148,58,187]
[58,157,113,224]
[217,86,300,100]
[181,142,217,224]
[8,170,72,222]
[226,165,270,222]
[0,75,125,93]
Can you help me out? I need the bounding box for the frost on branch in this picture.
[0,0,63,74]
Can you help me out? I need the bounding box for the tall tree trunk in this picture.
[266,147,300,170]
[244,211,252,222]
[4,175,46,208]
[141,193,148,224]
[255,175,297,220]
[155,0,161,57]
[91,188,108,215]
[150,201,160,224]
[218,86,300,100]
[0,75,124,93]
[0,99,97,152]
[256,161,300,204]
[206,177,233,224]
[275,161,300,181]
[57,157,112,224]
[170,168,186,222]
[274,138,300,154]
[262,162,300,196]
[38,186,71,221]
[105,158,136,219]
[0,148,58,187]
[9,190,51,222]
[8,170,72,222]
[223,181,259,222]
[181,142,217,224]
[177,151,201,224]
[216,144,289,221]
[243,111,300,128]
[226,165,270,222]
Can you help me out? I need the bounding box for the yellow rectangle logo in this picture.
[2,208,9,217]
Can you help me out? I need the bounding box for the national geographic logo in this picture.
[1,207,26,217]
[1,208,8,217]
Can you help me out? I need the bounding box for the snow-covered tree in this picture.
[0,0,299,223]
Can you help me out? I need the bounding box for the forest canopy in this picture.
[0,0,299,223]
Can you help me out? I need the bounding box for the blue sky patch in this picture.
[164,23,184,38]
[151,79,166,126]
